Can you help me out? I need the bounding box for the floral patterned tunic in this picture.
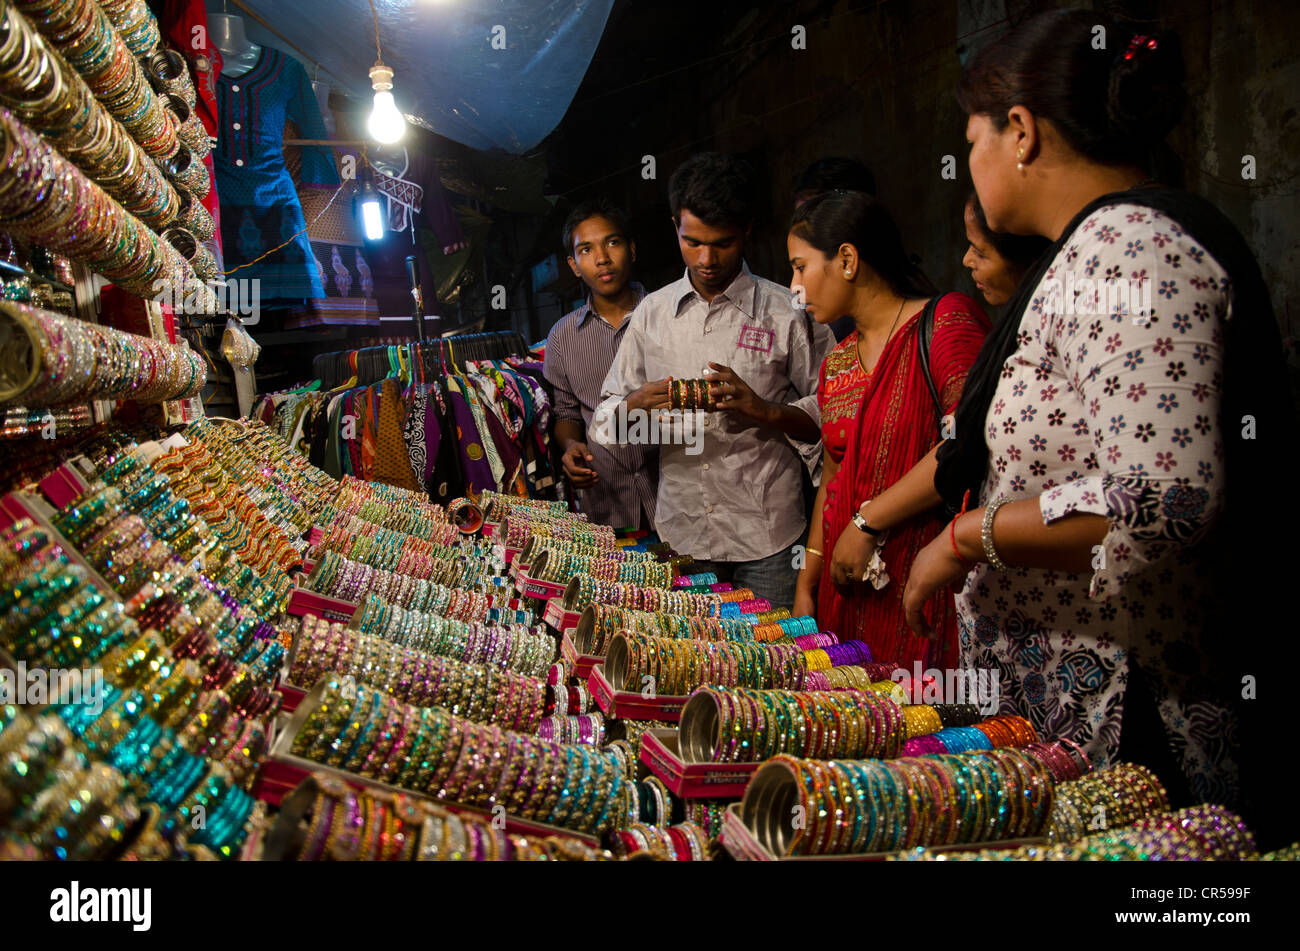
[957,203,1237,805]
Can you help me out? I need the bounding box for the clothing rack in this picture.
[308,331,531,389]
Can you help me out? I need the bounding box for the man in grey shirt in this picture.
[590,153,834,608]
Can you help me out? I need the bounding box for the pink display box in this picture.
[279,685,306,713]
[515,574,566,601]
[39,463,90,509]
[308,525,325,547]
[717,803,1051,861]
[544,600,581,635]
[482,521,499,538]
[286,585,358,623]
[639,728,759,799]
[559,630,599,683]
[587,663,687,723]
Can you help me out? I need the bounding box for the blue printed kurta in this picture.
[215,48,338,301]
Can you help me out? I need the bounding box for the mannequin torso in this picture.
[209,13,261,78]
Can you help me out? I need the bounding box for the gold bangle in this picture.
[804,547,824,560]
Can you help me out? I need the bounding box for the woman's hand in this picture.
[902,532,971,638]
[706,362,768,425]
[793,579,818,619]
[829,524,877,588]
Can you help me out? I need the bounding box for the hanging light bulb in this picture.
[368,63,407,144]
[360,171,385,241]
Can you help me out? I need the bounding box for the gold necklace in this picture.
[857,297,907,375]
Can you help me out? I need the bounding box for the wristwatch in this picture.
[851,506,882,537]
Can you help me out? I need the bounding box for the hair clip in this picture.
[1123,34,1158,60]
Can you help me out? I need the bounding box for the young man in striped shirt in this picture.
[543,199,658,529]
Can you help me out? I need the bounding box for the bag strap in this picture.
[914,294,944,433]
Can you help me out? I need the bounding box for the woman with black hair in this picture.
[903,9,1294,838]
[788,190,989,669]
[961,191,1049,308]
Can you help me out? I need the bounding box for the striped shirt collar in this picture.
[576,282,646,327]
[671,263,757,320]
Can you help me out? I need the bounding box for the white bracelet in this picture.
[981,495,1013,571]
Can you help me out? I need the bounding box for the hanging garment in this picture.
[215,47,338,302]
[372,377,421,491]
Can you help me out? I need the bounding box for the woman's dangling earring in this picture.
[1017,147,1025,172]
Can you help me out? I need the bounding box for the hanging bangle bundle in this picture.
[0,109,208,303]
[572,602,764,656]
[16,0,180,162]
[0,5,180,229]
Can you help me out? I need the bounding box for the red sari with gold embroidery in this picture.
[817,293,990,670]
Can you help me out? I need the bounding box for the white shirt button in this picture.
[704,327,711,334]
[233,122,241,131]
[231,85,240,92]
[702,463,710,470]
[235,159,244,167]
[705,504,713,513]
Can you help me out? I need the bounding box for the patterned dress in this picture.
[818,335,869,463]
[957,203,1236,804]
[215,48,338,301]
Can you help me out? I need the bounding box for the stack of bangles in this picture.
[678,686,907,763]
[263,773,612,861]
[1021,738,1091,783]
[288,678,627,835]
[313,517,463,568]
[894,805,1256,862]
[289,616,547,734]
[573,603,758,655]
[604,632,806,696]
[802,640,874,672]
[672,572,719,587]
[527,535,653,565]
[1046,763,1170,843]
[536,713,605,746]
[349,581,535,630]
[628,775,672,825]
[307,551,468,605]
[543,680,591,716]
[561,572,722,617]
[530,546,670,586]
[329,481,450,535]
[899,714,1038,756]
[668,378,718,411]
[478,490,571,524]
[741,748,1055,857]
[614,822,710,860]
[0,303,207,407]
[685,801,728,840]
[344,606,552,678]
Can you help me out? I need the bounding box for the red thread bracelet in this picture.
[950,490,975,569]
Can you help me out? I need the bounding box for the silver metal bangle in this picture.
[981,495,1013,571]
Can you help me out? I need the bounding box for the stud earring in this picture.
[843,270,852,278]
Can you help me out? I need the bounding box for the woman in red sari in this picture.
[789,191,989,669]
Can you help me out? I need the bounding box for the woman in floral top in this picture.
[906,10,1294,843]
